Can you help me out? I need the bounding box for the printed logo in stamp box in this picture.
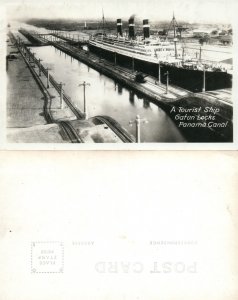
[31,242,64,273]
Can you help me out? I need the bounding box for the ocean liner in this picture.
[88,16,232,92]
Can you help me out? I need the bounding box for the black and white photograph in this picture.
[2,0,236,146]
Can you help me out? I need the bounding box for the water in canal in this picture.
[29,45,186,142]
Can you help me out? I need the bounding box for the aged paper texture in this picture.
[0,0,238,149]
[0,151,238,299]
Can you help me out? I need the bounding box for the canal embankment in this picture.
[7,34,66,143]
[7,32,135,143]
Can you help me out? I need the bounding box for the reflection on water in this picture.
[117,84,123,95]
[129,91,135,105]
[143,99,150,109]
[29,45,186,142]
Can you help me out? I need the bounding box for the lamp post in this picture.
[45,67,51,88]
[38,59,43,76]
[23,46,27,57]
[78,81,90,119]
[28,49,32,62]
[132,56,134,72]
[129,115,148,143]
[158,61,161,85]
[182,47,185,63]
[174,38,178,59]
[165,71,169,94]
[202,66,206,93]
[17,37,22,49]
[59,82,65,109]
[31,52,36,68]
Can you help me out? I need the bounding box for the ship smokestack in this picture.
[128,18,135,39]
[117,19,122,36]
[143,19,150,38]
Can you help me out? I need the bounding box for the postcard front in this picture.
[0,0,237,149]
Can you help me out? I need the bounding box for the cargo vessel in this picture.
[88,16,232,92]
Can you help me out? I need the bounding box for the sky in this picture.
[4,0,237,24]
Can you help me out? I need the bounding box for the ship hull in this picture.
[88,43,232,92]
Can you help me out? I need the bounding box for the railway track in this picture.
[93,116,135,143]
[59,121,83,143]
[99,59,191,99]
[145,80,184,98]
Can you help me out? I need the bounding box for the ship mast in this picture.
[167,12,179,59]
[102,8,105,37]
[168,11,179,38]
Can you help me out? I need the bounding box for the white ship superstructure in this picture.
[89,35,183,65]
[89,16,183,65]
